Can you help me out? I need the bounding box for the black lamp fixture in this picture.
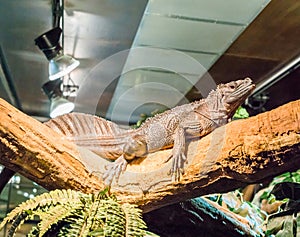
[42,79,75,118]
[34,27,79,80]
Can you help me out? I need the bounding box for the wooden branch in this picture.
[0,98,299,213]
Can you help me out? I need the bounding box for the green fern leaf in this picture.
[0,189,157,237]
[37,201,84,236]
[60,215,92,237]
[0,189,85,235]
[102,199,126,236]
[27,226,39,237]
[0,189,85,231]
[6,211,29,237]
[78,192,107,236]
[122,203,147,237]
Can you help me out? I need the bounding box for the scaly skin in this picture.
[45,78,255,185]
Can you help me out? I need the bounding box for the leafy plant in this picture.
[206,169,300,236]
[205,191,266,236]
[259,170,300,236]
[0,189,157,237]
[232,106,250,119]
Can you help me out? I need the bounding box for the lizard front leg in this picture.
[102,135,147,186]
[168,126,187,181]
[168,121,204,181]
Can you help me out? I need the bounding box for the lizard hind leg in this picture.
[102,136,147,186]
[103,155,128,186]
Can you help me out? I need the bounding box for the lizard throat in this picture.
[205,91,229,126]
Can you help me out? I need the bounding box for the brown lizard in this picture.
[45,78,255,185]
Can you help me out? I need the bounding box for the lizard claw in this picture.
[103,155,128,186]
[168,152,187,182]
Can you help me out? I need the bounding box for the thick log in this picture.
[0,98,299,213]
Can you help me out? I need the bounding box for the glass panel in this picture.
[0,165,47,220]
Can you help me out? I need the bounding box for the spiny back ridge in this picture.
[44,113,126,138]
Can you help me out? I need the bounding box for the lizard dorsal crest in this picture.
[45,112,126,138]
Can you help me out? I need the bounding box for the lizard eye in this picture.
[229,84,235,89]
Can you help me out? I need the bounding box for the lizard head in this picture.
[216,77,255,117]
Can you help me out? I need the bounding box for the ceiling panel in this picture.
[136,15,244,53]
[223,0,300,61]
[147,0,270,24]
[120,69,195,92]
[207,0,300,86]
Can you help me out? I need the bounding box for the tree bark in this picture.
[0,98,299,213]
